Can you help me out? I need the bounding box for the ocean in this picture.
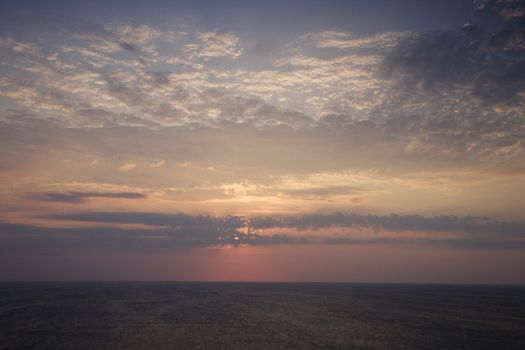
[1,282,524,349]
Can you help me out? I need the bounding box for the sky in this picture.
[1,0,525,283]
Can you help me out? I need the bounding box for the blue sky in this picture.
[0,0,502,35]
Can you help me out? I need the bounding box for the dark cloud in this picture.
[2,211,525,254]
[147,71,172,86]
[474,0,525,21]
[29,191,147,203]
[249,213,525,237]
[104,76,146,106]
[0,219,296,253]
[48,211,525,239]
[50,212,243,228]
[382,8,525,103]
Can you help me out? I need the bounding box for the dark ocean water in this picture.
[0,282,524,349]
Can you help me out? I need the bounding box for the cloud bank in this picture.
[0,212,523,254]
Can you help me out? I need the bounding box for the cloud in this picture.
[50,211,525,239]
[298,31,412,51]
[117,161,137,172]
[29,191,147,203]
[48,212,243,228]
[474,0,525,21]
[0,220,301,254]
[1,211,523,254]
[248,213,525,237]
[51,16,159,56]
[104,74,146,107]
[146,71,172,86]
[150,160,166,168]
[381,9,525,103]
[280,185,362,199]
[112,24,160,47]
[4,16,520,164]
[184,31,243,60]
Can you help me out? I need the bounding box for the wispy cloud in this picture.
[117,161,137,172]
[29,191,146,203]
[150,160,166,168]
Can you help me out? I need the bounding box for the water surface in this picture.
[1,282,524,349]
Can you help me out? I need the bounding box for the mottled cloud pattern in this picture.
[383,6,525,103]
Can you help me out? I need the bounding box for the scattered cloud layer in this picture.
[1,9,522,168]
